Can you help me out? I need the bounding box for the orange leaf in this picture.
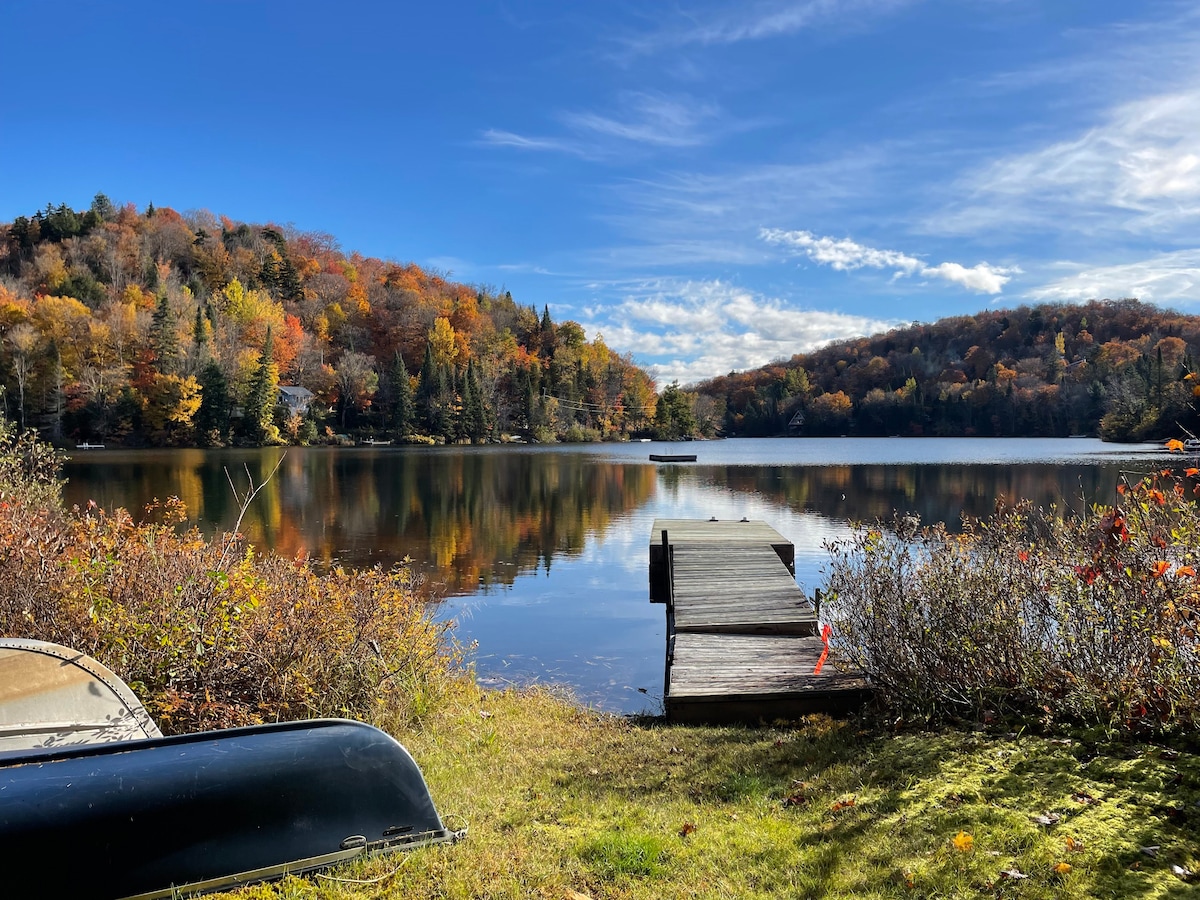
[1177,566,1196,577]
[1153,560,1170,578]
[1186,468,1199,477]
[679,822,696,837]
[830,797,856,812]
[1151,489,1167,505]
[1117,483,1128,495]
[952,831,974,852]
[1166,439,1185,452]
[1053,862,1072,875]
[1017,550,1029,562]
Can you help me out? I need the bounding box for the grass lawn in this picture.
[230,683,1200,899]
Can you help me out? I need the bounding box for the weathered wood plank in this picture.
[651,519,871,724]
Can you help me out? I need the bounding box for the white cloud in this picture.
[1027,249,1200,304]
[582,279,897,385]
[618,0,917,56]
[481,93,730,161]
[479,129,584,156]
[922,262,1015,295]
[761,228,1018,294]
[938,88,1200,236]
[562,92,722,148]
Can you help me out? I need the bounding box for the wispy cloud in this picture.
[934,87,1200,237]
[483,92,731,159]
[479,129,592,157]
[617,0,917,57]
[582,279,897,385]
[1027,249,1200,304]
[562,92,722,148]
[761,228,1018,293]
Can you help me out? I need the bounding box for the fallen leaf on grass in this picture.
[830,797,856,812]
[1053,862,1072,875]
[1172,864,1196,882]
[952,831,974,852]
[1071,792,1098,805]
[1141,845,1160,858]
[901,870,915,889]
[1031,812,1062,826]
[783,792,807,808]
[998,869,1029,880]
[565,891,594,900]
[1065,836,1084,852]
[679,822,696,837]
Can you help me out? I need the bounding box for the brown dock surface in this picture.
[650,519,869,723]
[667,633,871,724]
[670,544,815,635]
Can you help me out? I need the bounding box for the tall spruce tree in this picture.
[389,350,415,440]
[241,328,279,445]
[150,292,178,374]
[195,359,231,445]
[462,358,489,443]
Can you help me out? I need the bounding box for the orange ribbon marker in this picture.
[813,622,832,674]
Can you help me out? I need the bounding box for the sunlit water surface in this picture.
[63,437,1166,713]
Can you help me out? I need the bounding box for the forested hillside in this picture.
[693,300,1200,441]
[0,196,657,446]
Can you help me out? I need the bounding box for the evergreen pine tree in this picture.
[195,359,232,445]
[193,303,208,351]
[390,351,415,440]
[150,292,178,374]
[416,342,438,435]
[241,328,279,445]
[463,358,488,442]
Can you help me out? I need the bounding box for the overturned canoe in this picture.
[0,717,460,898]
[0,637,161,752]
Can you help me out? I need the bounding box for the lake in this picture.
[61,437,1166,714]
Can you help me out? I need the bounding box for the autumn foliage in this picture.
[0,197,656,446]
[0,415,457,733]
[824,467,1200,733]
[695,299,1200,441]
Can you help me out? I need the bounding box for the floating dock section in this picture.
[650,519,870,723]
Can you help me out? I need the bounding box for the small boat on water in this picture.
[0,639,460,898]
[1186,438,1200,452]
[650,453,697,462]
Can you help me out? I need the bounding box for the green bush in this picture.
[823,467,1200,734]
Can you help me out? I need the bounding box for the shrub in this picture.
[0,420,458,734]
[823,467,1200,734]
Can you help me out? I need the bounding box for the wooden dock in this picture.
[650,519,870,723]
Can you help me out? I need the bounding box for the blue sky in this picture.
[4,1,1200,385]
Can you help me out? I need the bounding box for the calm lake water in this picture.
[62,438,1166,714]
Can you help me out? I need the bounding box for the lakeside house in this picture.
[278,385,315,416]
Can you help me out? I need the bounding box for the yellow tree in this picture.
[428,317,460,371]
[32,294,92,375]
[5,323,39,428]
[142,373,202,445]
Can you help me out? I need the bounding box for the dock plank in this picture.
[651,519,871,723]
[666,633,871,723]
[670,544,815,635]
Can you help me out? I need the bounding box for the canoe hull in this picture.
[0,718,456,898]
